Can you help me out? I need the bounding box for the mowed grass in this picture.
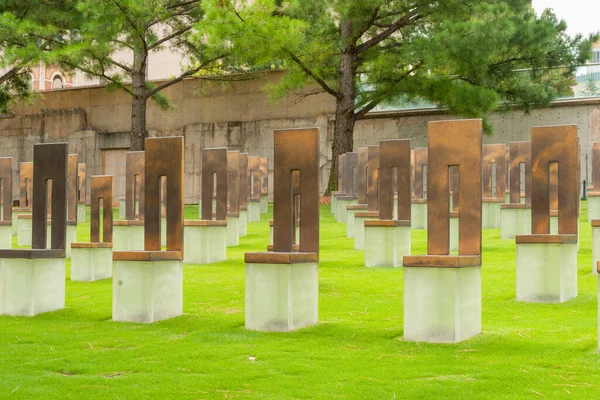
[1,202,599,399]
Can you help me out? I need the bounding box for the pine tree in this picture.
[583,75,600,96]
[49,0,234,151]
[210,0,597,194]
[0,0,80,113]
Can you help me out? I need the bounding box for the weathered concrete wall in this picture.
[356,99,600,184]
[1,70,599,203]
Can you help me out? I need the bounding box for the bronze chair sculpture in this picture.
[184,147,228,264]
[354,145,380,250]
[114,151,145,251]
[515,125,578,304]
[16,162,33,246]
[269,171,300,251]
[345,148,369,239]
[260,157,269,213]
[77,163,87,222]
[71,176,113,281]
[247,155,262,222]
[411,147,428,229]
[364,139,411,267]
[331,154,345,217]
[245,128,319,332]
[481,144,507,228]
[0,143,68,316]
[588,142,600,221]
[0,158,12,248]
[112,137,184,323]
[500,142,532,239]
[335,152,358,223]
[64,154,79,257]
[238,153,249,237]
[403,119,482,343]
[226,150,241,247]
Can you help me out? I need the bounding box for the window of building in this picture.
[593,50,600,64]
[52,75,64,89]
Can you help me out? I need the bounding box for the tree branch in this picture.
[111,0,146,48]
[284,49,339,98]
[60,59,135,96]
[147,26,193,51]
[356,9,422,54]
[349,6,380,43]
[166,0,200,10]
[354,61,424,118]
[0,67,21,85]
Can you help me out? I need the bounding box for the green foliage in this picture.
[0,0,79,112]
[227,0,598,125]
[146,82,173,111]
[49,1,211,103]
[582,76,600,97]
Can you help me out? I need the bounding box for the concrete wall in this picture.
[1,70,599,203]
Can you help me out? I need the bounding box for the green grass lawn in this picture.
[1,202,599,399]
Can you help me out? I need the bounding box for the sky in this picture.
[532,0,599,37]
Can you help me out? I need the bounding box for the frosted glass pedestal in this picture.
[227,216,240,247]
[346,205,367,238]
[17,215,32,246]
[119,199,126,219]
[598,277,600,352]
[331,193,339,216]
[239,209,248,237]
[70,245,112,281]
[550,216,558,234]
[354,212,378,250]
[588,195,600,222]
[346,209,356,238]
[403,266,481,343]
[11,210,17,235]
[450,216,459,253]
[65,224,77,258]
[245,259,318,332]
[516,236,577,303]
[260,195,268,213]
[500,205,531,239]
[336,198,357,223]
[77,203,86,223]
[0,225,11,249]
[482,200,502,228]
[248,200,261,223]
[183,222,227,264]
[161,217,166,248]
[113,222,144,251]
[112,259,183,323]
[411,201,427,230]
[364,221,411,267]
[592,222,600,274]
[0,257,65,316]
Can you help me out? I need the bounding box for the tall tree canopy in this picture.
[210,0,597,193]
[0,0,79,113]
[50,0,234,150]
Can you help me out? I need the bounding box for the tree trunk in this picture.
[325,23,357,195]
[326,102,356,195]
[130,45,148,151]
[130,92,147,151]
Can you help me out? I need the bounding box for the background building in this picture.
[574,40,600,97]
